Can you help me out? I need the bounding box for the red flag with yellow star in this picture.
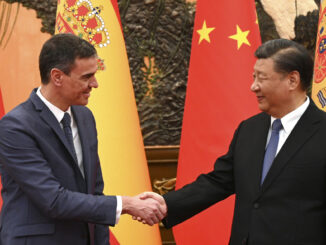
[174,0,261,244]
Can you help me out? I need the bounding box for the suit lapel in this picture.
[30,90,78,164]
[30,90,87,193]
[72,106,92,193]
[261,102,322,193]
[249,113,271,196]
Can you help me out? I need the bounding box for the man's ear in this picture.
[50,68,64,87]
[288,71,300,91]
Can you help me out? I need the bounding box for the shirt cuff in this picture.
[115,195,122,224]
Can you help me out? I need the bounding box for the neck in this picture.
[40,85,69,112]
[271,92,307,118]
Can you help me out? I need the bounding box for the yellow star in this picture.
[197,20,215,44]
[229,25,251,50]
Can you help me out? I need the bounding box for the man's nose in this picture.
[250,79,258,92]
[89,77,98,88]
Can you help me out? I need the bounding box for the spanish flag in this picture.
[55,0,161,244]
[173,0,261,244]
[312,0,326,110]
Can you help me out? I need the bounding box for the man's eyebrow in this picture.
[254,70,267,76]
[81,72,96,78]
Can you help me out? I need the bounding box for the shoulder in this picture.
[238,112,269,129]
[310,102,326,118]
[72,105,94,117]
[0,100,34,127]
[302,100,326,124]
[0,100,39,148]
[71,105,97,128]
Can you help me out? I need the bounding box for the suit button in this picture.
[253,202,260,209]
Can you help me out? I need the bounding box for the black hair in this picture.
[39,33,97,84]
[255,39,313,90]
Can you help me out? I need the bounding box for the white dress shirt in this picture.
[36,88,85,177]
[36,87,121,224]
[267,96,310,155]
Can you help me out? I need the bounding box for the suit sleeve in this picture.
[163,122,242,228]
[93,146,110,244]
[0,114,117,226]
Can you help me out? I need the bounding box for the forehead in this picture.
[254,58,276,74]
[71,56,98,74]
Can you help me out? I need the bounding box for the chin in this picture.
[258,105,269,113]
[74,100,88,106]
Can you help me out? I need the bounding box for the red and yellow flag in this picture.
[312,0,326,110]
[174,0,261,244]
[55,0,161,244]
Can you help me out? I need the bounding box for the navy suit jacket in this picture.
[0,89,117,245]
[164,101,326,245]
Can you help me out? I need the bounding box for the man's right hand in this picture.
[132,192,167,225]
[121,193,166,226]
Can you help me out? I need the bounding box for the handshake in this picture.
[122,192,167,226]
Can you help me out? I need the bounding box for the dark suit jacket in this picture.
[0,89,117,245]
[164,101,326,245]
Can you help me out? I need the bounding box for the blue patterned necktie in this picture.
[261,119,283,184]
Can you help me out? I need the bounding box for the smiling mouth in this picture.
[83,92,91,97]
[256,96,264,102]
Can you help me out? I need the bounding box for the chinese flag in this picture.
[312,0,326,110]
[173,0,261,244]
[56,0,161,244]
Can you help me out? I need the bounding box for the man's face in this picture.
[251,58,291,118]
[61,56,98,107]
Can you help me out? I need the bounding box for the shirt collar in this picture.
[270,96,310,134]
[36,87,72,123]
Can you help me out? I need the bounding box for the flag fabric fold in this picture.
[55,0,161,244]
[173,0,261,244]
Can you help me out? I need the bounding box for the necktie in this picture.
[61,113,78,163]
[261,119,283,184]
[61,112,86,193]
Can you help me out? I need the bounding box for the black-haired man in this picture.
[0,34,165,245]
[143,39,326,245]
